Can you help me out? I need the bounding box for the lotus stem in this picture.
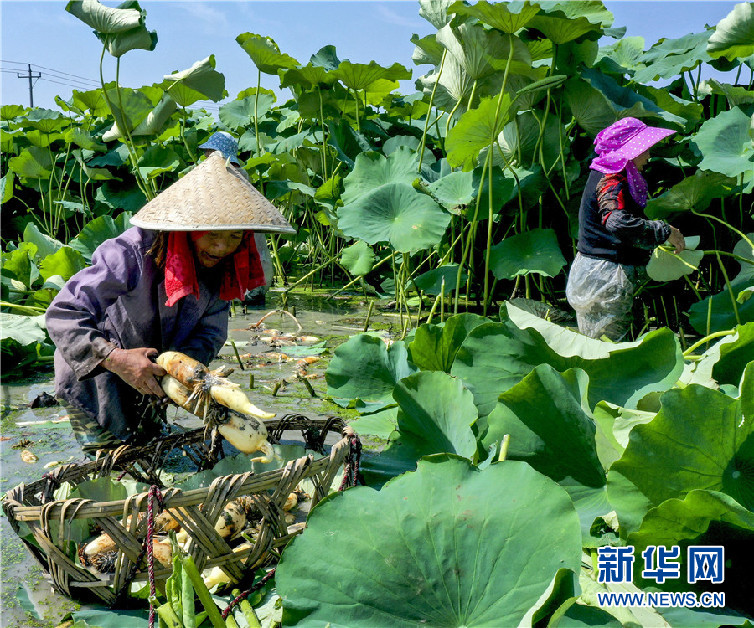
[254,69,263,157]
[497,434,510,462]
[682,329,736,357]
[418,49,446,174]
[363,299,374,332]
[228,339,245,371]
[714,250,740,326]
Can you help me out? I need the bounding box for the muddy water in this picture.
[0,290,397,627]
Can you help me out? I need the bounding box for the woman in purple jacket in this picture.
[46,151,294,452]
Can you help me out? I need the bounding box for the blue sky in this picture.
[0,1,743,112]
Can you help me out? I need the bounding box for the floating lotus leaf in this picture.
[647,235,704,281]
[633,31,711,83]
[325,334,417,409]
[339,240,374,276]
[65,0,142,33]
[408,312,488,372]
[451,313,682,416]
[691,106,754,180]
[564,77,616,136]
[490,228,567,280]
[338,182,450,253]
[277,456,582,627]
[163,56,226,107]
[645,170,735,219]
[446,95,513,170]
[341,148,418,205]
[236,33,299,75]
[708,2,754,61]
[449,0,540,33]
[609,381,754,536]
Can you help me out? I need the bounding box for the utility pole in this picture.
[17,63,41,107]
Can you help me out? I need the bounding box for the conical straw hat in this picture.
[130,152,296,233]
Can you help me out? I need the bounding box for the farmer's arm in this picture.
[175,296,230,366]
[46,236,165,395]
[597,175,679,250]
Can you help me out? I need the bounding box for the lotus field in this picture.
[1,0,753,626]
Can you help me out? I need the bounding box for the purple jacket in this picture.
[46,227,229,440]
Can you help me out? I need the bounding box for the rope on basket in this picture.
[145,485,164,628]
[221,567,276,620]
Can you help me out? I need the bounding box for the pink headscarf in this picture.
[590,117,675,207]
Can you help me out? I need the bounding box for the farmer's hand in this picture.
[667,226,686,254]
[101,347,166,397]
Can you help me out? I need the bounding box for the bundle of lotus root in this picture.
[156,351,274,462]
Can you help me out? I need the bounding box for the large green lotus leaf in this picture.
[68,214,131,262]
[22,223,62,261]
[0,313,47,346]
[580,68,670,123]
[592,401,657,470]
[408,313,488,372]
[339,240,374,277]
[646,237,704,281]
[97,24,157,58]
[338,182,450,253]
[236,33,299,75]
[496,110,562,171]
[704,78,754,108]
[325,334,418,408]
[1,243,39,288]
[103,85,153,137]
[279,64,334,90]
[104,95,177,141]
[446,95,513,170]
[25,108,68,134]
[38,246,86,283]
[712,322,754,387]
[453,309,683,416]
[633,31,711,83]
[1,172,14,204]
[708,2,754,61]
[219,94,275,131]
[692,107,754,179]
[326,119,372,169]
[449,0,540,33]
[418,0,454,29]
[277,456,582,627]
[70,87,110,117]
[163,56,226,107]
[645,170,736,219]
[363,371,479,484]
[65,128,106,151]
[609,384,754,536]
[634,84,704,131]
[341,149,418,205]
[564,77,616,136]
[412,264,468,297]
[527,11,602,45]
[332,60,410,92]
[137,145,181,180]
[348,406,398,441]
[8,147,52,179]
[411,32,445,66]
[629,489,754,554]
[596,36,645,73]
[549,599,622,628]
[427,170,476,211]
[490,228,566,280]
[96,183,145,213]
[65,0,142,33]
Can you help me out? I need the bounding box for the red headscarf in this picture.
[164,231,266,307]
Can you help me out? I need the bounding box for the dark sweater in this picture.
[577,169,671,266]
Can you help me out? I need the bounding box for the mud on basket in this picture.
[1,415,353,606]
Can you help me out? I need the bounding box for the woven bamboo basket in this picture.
[2,414,352,606]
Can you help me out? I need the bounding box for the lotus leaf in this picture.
[580,68,670,123]
[137,145,181,179]
[407,312,488,372]
[710,322,754,387]
[527,11,602,45]
[449,0,540,33]
[102,86,154,138]
[452,313,683,416]
[411,33,444,67]
[277,456,582,627]
[490,228,567,280]
[309,44,341,70]
[609,381,754,537]
[332,60,410,92]
[703,79,754,108]
[327,119,372,168]
[104,95,177,140]
[412,264,468,297]
[22,223,62,260]
[279,65,334,90]
[236,33,299,75]
[446,95,513,170]
[427,170,476,211]
[97,23,157,58]
[564,77,616,136]
[219,93,275,131]
[68,213,132,262]
[496,110,563,170]
[325,334,417,409]
[633,31,711,83]
[646,236,704,281]
[634,84,704,131]
[65,0,142,34]
[549,599,622,628]
[38,246,86,283]
[1,244,39,289]
[691,106,754,180]
[592,401,657,470]
[0,313,47,346]
[163,56,226,107]
[348,406,398,441]
[708,2,754,61]
[645,170,735,219]
[338,182,450,253]
[70,88,110,117]
[25,108,67,134]
[341,148,418,205]
[418,0,454,29]
[1,173,14,204]
[340,240,374,276]
[596,36,646,73]
[8,147,52,179]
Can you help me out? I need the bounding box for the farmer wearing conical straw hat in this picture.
[46,149,295,453]
[566,117,686,341]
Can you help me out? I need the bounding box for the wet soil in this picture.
[0,289,399,627]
